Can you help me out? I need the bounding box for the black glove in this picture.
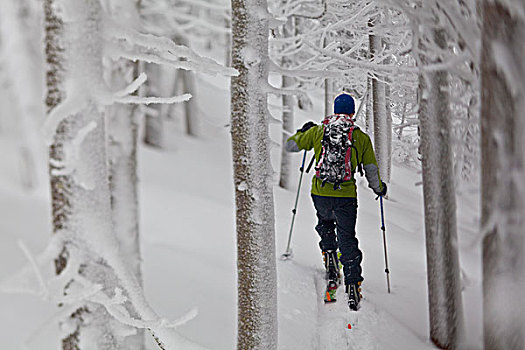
[297,121,316,133]
[374,182,387,197]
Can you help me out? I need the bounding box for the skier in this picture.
[285,93,386,311]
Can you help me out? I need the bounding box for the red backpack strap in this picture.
[342,126,356,181]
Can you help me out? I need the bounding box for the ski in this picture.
[322,250,342,303]
[324,280,339,303]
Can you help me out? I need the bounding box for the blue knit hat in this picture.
[333,93,355,115]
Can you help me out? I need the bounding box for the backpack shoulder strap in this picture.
[348,126,364,176]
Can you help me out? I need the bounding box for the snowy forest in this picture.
[0,0,524,349]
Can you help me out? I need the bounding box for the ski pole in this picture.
[379,196,391,293]
[282,150,309,260]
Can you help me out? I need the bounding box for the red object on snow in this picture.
[347,323,352,329]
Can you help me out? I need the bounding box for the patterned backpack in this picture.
[315,114,362,190]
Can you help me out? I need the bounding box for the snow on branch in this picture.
[304,40,469,75]
[113,72,148,98]
[115,94,192,105]
[263,80,305,98]
[2,233,208,350]
[274,2,376,45]
[49,121,98,190]
[143,0,229,12]
[104,17,237,77]
[0,235,63,297]
[141,8,231,35]
[284,0,327,19]
[43,95,89,146]
[111,72,193,106]
[90,290,198,332]
[269,60,350,79]
[16,240,49,299]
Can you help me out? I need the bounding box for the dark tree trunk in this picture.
[419,26,464,350]
[481,2,525,350]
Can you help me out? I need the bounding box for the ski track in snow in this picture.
[313,269,434,350]
[315,269,363,350]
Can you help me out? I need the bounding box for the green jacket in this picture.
[286,124,383,198]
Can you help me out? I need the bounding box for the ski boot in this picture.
[322,250,341,284]
[322,250,341,303]
[346,281,362,311]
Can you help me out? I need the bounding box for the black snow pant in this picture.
[311,195,363,285]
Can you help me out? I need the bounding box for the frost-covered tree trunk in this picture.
[279,18,295,190]
[45,1,124,349]
[366,18,374,137]
[44,0,68,238]
[418,27,464,350]
[369,25,389,182]
[365,75,373,134]
[106,2,144,349]
[323,37,333,116]
[480,2,525,349]
[107,0,143,288]
[384,70,392,182]
[279,74,294,189]
[381,33,393,182]
[107,64,144,350]
[324,79,333,116]
[230,0,277,349]
[372,77,388,181]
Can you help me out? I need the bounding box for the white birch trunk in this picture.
[418,26,464,350]
[230,0,277,348]
[480,2,525,349]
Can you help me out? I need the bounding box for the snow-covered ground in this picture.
[0,73,483,349]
